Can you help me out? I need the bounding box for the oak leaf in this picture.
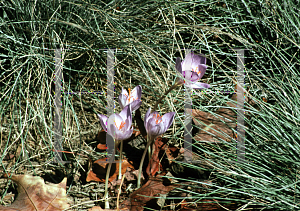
[0,174,69,211]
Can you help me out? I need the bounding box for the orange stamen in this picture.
[192,66,201,75]
[115,121,126,130]
[153,113,163,124]
[124,88,138,103]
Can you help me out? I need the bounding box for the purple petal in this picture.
[147,121,165,140]
[119,104,132,121]
[161,112,175,133]
[191,53,206,66]
[118,93,127,110]
[175,57,182,74]
[119,127,134,141]
[133,85,142,100]
[198,64,208,79]
[190,71,200,82]
[124,116,132,131]
[107,121,117,139]
[107,114,122,137]
[191,82,210,89]
[182,52,193,72]
[121,87,128,97]
[144,107,152,130]
[145,117,156,134]
[97,114,108,131]
[128,100,142,112]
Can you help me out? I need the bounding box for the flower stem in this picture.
[148,144,151,165]
[118,141,123,180]
[153,82,180,111]
[104,150,115,209]
[137,135,152,188]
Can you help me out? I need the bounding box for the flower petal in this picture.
[198,64,208,79]
[121,87,128,97]
[118,93,127,110]
[107,120,116,139]
[161,112,175,133]
[147,120,165,140]
[119,127,134,141]
[190,71,200,82]
[107,114,122,138]
[191,53,206,66]
[191,82,211,89]
[119,104,132,121]
[182,52,193,71]
[97,114,108,131]
[124,116,132,131]
[144,107,152,130]
[132,85,142,100]
[128,100,142,112]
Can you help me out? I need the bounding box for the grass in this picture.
[0,0,300,210]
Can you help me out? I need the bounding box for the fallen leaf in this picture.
[86,158,134,183]
[146,137,179,177]
[88,206,129,211]
[124,167,144,183]
[120,173,180,211]
[0,174,69,211]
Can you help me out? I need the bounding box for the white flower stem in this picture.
[148,144,151,165]
[118,141,123,180]
[104,150,115,209]
[137,135,152,188]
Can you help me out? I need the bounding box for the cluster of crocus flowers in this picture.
[97,51,210,208]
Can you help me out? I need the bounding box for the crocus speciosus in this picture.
[175,51,210,89]
[153,52,210,111]
[97,104,133,209]
[118,85,142,112]
[137,108,175,188]
[144,108,176,141]
[97,104,133,145]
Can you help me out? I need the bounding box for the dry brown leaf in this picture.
[88,206,129,211]
[145,137,179,177]
[192,90,263,144]
[120,174,180,211]
[192,93,240,143]
[86,158,134,183]
[0,174,69,211]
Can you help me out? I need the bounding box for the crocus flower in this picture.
[118,85,142,112]
[97,104,133,143]
[175,51,210,89]
[144,107,175,141]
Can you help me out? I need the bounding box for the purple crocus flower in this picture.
[97,105,133,142]
[175,52,210,89]
[144,107,175,141]
[118,85,142,112]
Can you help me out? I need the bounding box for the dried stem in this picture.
[153,82,181,111]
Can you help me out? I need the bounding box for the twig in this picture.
[116,173,126,211]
